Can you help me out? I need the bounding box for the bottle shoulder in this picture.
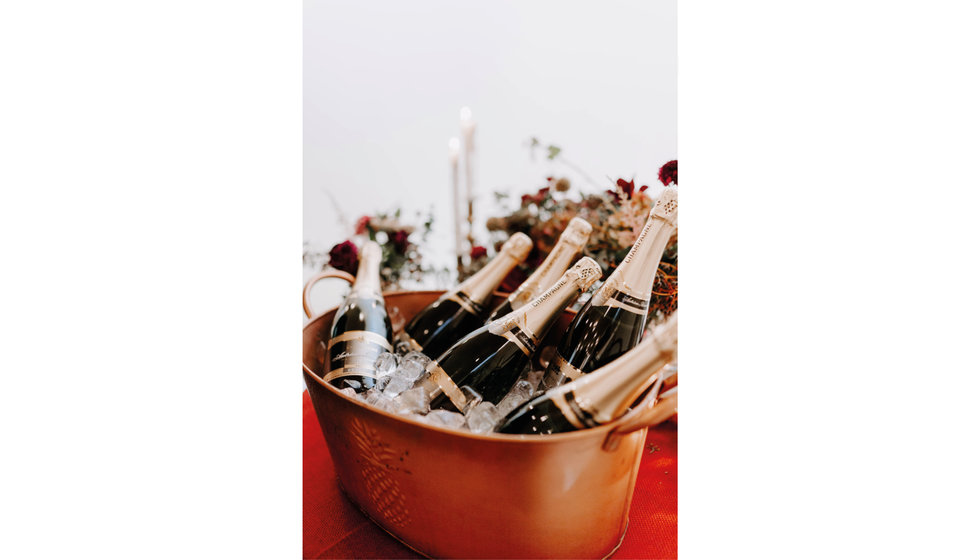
[331,296,393,338]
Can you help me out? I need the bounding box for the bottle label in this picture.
[611,290,649,313]
[550,354,584,382]
[324,330,393,383]
[445,290,484,317]
[424,361,470,413]
[594,283,649,315]
[502,327,536,357]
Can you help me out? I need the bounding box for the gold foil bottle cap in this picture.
[560,217,594,248]
[360,240,382,263]
[500,232,533,261]
[567,256,603,291]
[650,187,679,227]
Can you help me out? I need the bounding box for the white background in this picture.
[304,0,677,305]
[3,1,980,559]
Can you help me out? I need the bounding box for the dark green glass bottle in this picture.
[496,314,677,435]
[543,187,678,388]
[420,258,603,413]
[400,233,532,359]
[324,241,393,392]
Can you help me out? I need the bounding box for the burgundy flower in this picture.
[610,178,647,200]
[520,194,533,206]
[658,160,677,186]
[354,215,371,235]
[390,230,410,253]
[470,245,488,260]
[534,186,551,203]
[328,240,359,276]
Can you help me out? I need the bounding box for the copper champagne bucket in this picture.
[303,271,669,559]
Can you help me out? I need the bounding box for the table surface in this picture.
[303,390,677,559]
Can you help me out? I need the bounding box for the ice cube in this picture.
[465,401,499,434]
[496,381,534,417]
[495,394,524,418]
[362,387,393,409]
[425,409,467,430]
[374,352,399,376]
[339,387,357,399]
[512,380,534,400]
[382,373,414,397]
[460,385,483,413]
[394,386,430,415]
[373,375,391,392]
[523,369,545,393]
[399,351,430,381]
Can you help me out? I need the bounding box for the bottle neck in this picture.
[568,329,677,424]
[508,236,582,308]
[489,269,593,355]
[455,250,522,309]
[350,249,383,298]
[594,216,676,310]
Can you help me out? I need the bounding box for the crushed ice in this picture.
[337,343,545,433]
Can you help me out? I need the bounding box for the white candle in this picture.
[448,137,462,272]
[460,107,476,251]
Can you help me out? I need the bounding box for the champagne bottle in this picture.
[422,257,603,413]
[486,217,593,322]
[543,187,678,388]
[400,233,532,359]
[324,241,393,392]
[495,314,677,435]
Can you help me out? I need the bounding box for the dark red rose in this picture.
[328,240,358,276]
[534,186,551,203]
[470,245,487,260]
[521,194,533,206]
[390,230,410,253]
[615,178,638,200]
[658,160,677,186]
[354,215,371,235]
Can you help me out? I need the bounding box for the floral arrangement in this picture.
[303,209,436,291]
[475,159,678,322]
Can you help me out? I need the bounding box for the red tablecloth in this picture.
[303,391,677,559]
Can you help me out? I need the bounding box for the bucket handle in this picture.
[303,270,355,319]
[602,385,678,452]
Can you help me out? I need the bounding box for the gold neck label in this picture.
[550,392,599,430]
[445,290,484,317]
[424,361,469,413]
[552,354,584,381]
[593,282,649,315]
[501,327,536,357]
